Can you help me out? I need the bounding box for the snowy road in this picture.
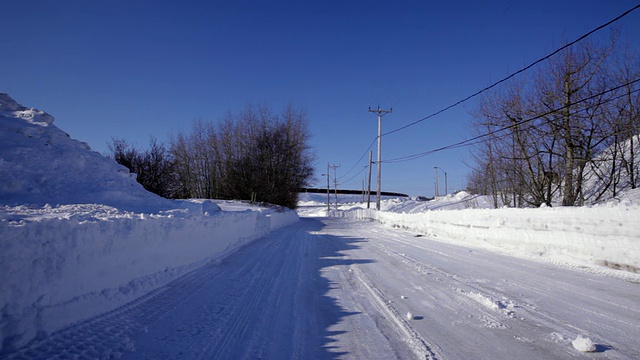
[7,216,640,359]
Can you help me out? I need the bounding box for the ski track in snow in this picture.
[4,216,640,359]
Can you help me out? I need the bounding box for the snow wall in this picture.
[0,208,298,352]
[333,206,640,273]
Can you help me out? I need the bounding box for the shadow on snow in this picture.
[2,216,374,360]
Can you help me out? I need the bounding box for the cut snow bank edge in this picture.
[333,206,640,275]
[0,206,298,352]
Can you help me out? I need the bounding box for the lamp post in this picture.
[434,166,448,197]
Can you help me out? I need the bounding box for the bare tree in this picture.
[167,104,315,208]
[469,33,639,207]
[536,39,614,205]
[613,39,640,190]
[107,137,175,198]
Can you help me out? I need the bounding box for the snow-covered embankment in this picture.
[337,205,640,274]
[0,93,296,351]
[0,204,297,351]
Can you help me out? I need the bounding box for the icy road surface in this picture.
[8,217,640,359]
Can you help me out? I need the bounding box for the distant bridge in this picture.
[300,188,409,198]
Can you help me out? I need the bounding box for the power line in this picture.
[380,3,640,138]
[332,3,640,183]
[338,138,377,181]
[340,164,368,185]
[382,78,640,164]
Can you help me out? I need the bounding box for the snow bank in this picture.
[0,94,299,351]
[382,191,491,213]
[0,93,174,213]
[299,191,490,215]
[334,201,640,275]
[0,204,297,351]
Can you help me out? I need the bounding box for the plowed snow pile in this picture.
[0,94,298,352]
[310,189,640,279]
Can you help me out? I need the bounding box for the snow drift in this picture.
[324,191,640,277]
[0,204,297,352]
[0,93,174,213]
[0,94,298,352]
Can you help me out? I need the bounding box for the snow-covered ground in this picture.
[301,191,640,279]
[4,216,639,359]
[0,94,298,352]
[2,93,640,358]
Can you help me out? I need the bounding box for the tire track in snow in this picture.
[365,234,524,327]
[350,221,640,358]
[379,238,639,354]
[4,225,303,360]
[205,226,306,359]
[5,254,233,360]
[367,232,582,337]
[203,241,287,359]
[348,265,443,360]
[119,220,342,360]
[136,225,303,360]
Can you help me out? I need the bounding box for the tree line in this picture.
[468,33,639,207]
[108,104,315,209]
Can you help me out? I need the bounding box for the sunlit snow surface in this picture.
[0,94,298,351]
[2,94,640,358]
[300,191,640,281]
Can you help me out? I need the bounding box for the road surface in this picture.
[6,216,640,359]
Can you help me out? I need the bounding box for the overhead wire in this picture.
[340,164,369,186]
[337,138,376,181]
[331,3,640,182]
[380,3,640,138]
[382,78,640,164]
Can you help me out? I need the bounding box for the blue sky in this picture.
[2,1,639,196]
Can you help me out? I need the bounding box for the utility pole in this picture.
[445,171,448,195]
[330,164,340,210]
[434,166,447,197]
[369,106,392,210]
[325,162,330,211]
[367,151,373,209]
[362,164,368,202]
[434,167,439,197]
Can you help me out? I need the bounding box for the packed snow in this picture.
[0,94,298,352]
[572,335,597,352]
[300,190,640,279]
[2,93,640,358]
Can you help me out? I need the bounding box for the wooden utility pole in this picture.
[367,151,373,208]
[330,164,340,210]
[369,106,392,210]
[434,167,439,197]
[326,162,330,211]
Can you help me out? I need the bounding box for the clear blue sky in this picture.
[2,1,639,196]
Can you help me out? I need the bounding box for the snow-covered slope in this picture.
[0,93,173,212]
[382,191,492,212]
[298,191,492,214]
[583,134,640,204]
[0,94,298,353]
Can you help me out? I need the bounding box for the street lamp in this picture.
[434,166,448,197]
